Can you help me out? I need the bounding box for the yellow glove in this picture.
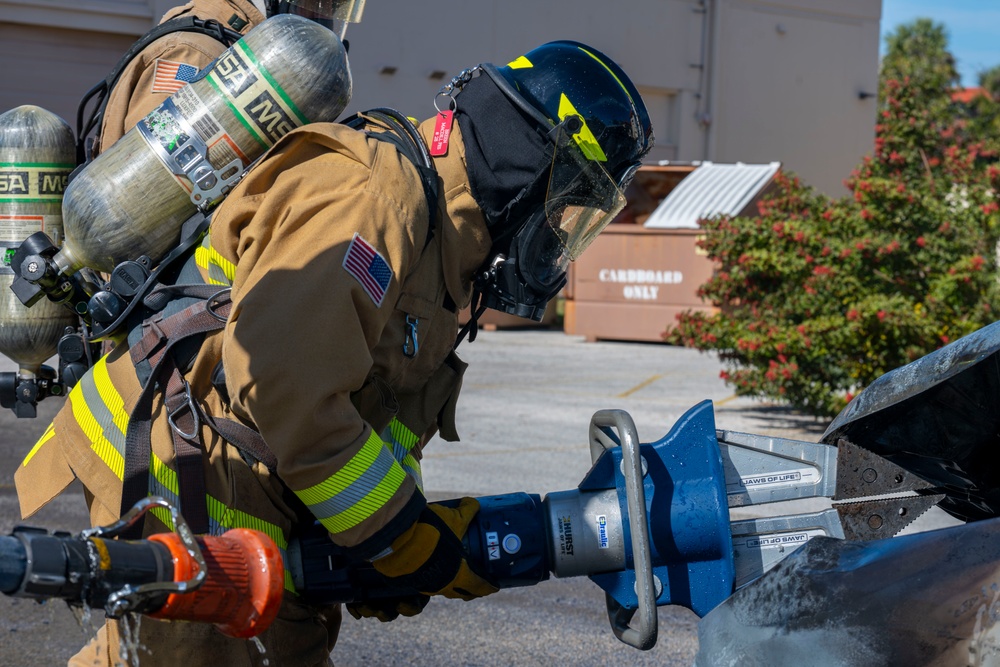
[370,497,499,601]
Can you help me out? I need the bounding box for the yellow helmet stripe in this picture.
[506,55,533,69]
[577,46,636,107]
[557,93,608,162]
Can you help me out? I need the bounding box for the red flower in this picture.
[916,236,926,248]
[877,310,887,321]
[847,309,860,321]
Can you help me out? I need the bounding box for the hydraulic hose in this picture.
[0,499,284,639]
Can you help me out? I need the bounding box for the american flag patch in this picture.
[343,234,393,306]
[151,59,199,94]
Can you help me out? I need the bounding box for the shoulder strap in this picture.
[342,108,440,245]
[76,17,243,164]
[119,288,281,538]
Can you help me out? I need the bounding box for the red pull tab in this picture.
[430,110,454,157]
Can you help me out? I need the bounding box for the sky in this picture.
[880,0,1000,88]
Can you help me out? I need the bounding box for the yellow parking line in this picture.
[715,394,739,407]
[617,374,664,398]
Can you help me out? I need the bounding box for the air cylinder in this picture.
[58,13,352,275]
[0,106,77,371]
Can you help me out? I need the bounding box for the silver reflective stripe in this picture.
[305,444,400,520]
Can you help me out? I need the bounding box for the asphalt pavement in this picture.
[0,328,962,666]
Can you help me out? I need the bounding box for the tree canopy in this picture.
[669,19,1000,417]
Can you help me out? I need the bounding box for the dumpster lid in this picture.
[643,161,781,229]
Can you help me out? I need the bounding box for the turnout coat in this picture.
[17,118,492,665]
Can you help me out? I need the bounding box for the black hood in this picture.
[455,73,552,240]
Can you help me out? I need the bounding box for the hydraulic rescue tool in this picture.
[0,400,944,650]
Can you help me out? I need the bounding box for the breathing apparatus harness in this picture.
[111,108,439,538]
[75,16,245,164]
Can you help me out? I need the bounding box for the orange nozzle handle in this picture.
[148,528,284,638]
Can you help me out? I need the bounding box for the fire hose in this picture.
[0,497,282,639]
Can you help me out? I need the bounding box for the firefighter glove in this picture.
[370,497,499,601]
[346,593,430,623]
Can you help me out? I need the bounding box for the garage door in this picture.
[0,23,136,134]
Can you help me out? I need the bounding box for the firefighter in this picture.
[82,0,351,158]
[18,41,653,665]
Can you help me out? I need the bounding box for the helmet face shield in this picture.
[276,0,365,36]
[515,212,570,292]
[543,124,630,262]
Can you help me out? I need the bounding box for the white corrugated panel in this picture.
[643,161,781,229]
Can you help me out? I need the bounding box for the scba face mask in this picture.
[476,120,638,322]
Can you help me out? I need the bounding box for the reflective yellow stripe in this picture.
[296,431,394,506]
[93,355,130,437]
[382,418,422,490]
[150,454,180,495]
[69,366,125,480]
[295,429,408,533]
[64,334,291,590]
[195,234,236,285]
[557,93,608,163]
[312,464,406,534]
[151,454,296,591]
[21,423,56,467]
[388,418,419,452]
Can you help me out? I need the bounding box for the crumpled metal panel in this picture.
[822,320,1000,522]
[695,518,1000,666]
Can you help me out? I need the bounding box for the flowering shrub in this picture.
[668,20,1000,417]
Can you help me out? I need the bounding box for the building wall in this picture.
[0,0,881,195]
[0,0,153,130]
[709,0,881,194]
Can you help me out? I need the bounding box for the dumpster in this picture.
[564,162,780,343]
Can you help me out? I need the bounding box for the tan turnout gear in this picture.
[15,117,491,665]
[97,0,265,155]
